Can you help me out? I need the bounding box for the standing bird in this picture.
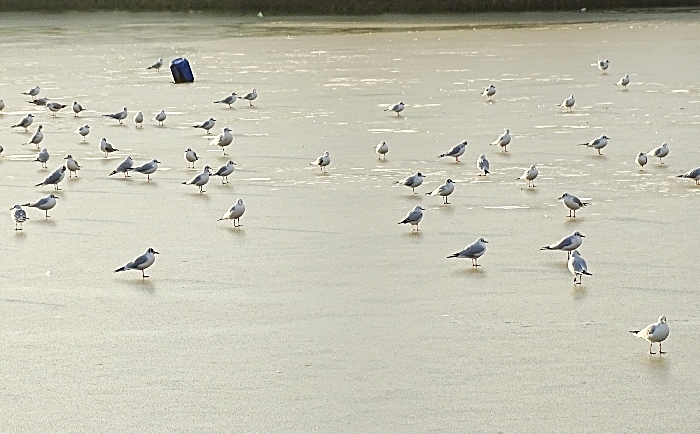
[114,248,159,279]
[580,135,609,155]
[375,141,389,160]
[540,231,584,260]
[22,86,40,100]
[35,148,50,169]
[438,140,468,162]
[147,58,163,71]
[209,127,233,155]
[35,165,66,190]
[559,192,589,218]
[241,88,257,106]
[100,137,119,157]
[103,106,128,124]
[46,102,67,116]
[490,128,511,152]
[23,194,58,218]
[384,101,404,116]
[477,154,490,176]
[12,114,34,131]
[109,156,134,177]
[134,111,144,127]
[10,205,28,230]
[74,124,90,142]
[647,142,669,164]
[219,199,246,227]
[593,59,610,73]
[517,165,538,188]
[193,117,216,134]
[64,154,81,177]
[559,94,575,112]
[426,179,455,204]
[185,148,200,168]
[616,74,630,89]
[24,125,43,149]
[183,166,212,193]
[131,159,161,181]
[630,316,670,355]
[214,92,237,108]
[568,250,592,284]
[482,84,496,100]
[677,167,700,185]
[72,101,86,116]
[635,152,648,170]
[212,160,236,184]
[154,110,166,125]
[396,172,424,194]
[448,238,488,267]
[398,205,424,231]
[311,151,331,174]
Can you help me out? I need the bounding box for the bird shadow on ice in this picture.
[638,354,670,372]
[452,266,486,276]
[115,278,156,294]
[402,230,422,238]
[570,284,587,300]
[222,226,246,236]
[34,218,57,226]
[13,230,28,238]
[565,217,586,224]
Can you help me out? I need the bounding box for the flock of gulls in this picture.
[1,52,687,355]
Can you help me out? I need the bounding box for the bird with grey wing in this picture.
[10,205,28,230]
[154,110,166,126]
[100,138,119,157]
[396,172,424,194]
[46,102,67,117]
[109,156,134,177]
[29,97,49,106]
[35,166,66,190]
[212,160,236,184]
[398,205,424,231]
[567,250,592,284]
[214,93,237,108]
[559,193,588,218]
[72,101,86,116]
[23,125,43,149]
[146,58,163,71]
[438,140,467,163]
[219,199,246,227]
[103,106,127,124]
[115,248,159,278]
[185,148,199,169]
[193,117,216,134]
[74,125,89,142]
[426,179,455,204]
[131,159,160,181]
[12,114,34,131]
[384,101,404,116]
[448,238,488,267]
[580,135,609,155]
[183,166,211,193]
[22,86,40,100]
[23,194,58,218]
[35,148,50,169]
[241,88,257,106]
[209,127,233,155]
[677,167,700,185]
[630,316,669,355]
[540,231,584,260]
[64,155,81,177]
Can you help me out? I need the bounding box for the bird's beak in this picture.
[153,251,160,254]
[558,195,564,200]
[580,234,585,237]
[483,240,489,243]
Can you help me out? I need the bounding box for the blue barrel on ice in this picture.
[170,58,194,83]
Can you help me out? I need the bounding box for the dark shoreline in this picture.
[0,0,698,13]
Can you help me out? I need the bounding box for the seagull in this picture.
[568,250,592,284]
[212,160,236,184]
[10,205,28,230]
[375,141,389,160]
[311,151,331,173]
[477,154,490,176]
[0,99,4,113]
[12,114,34,131]
[103,106,128,124]
[398,205,424,231]
[490,129,511,152]
[580,135,609,155]
[241,88,257,106]
[677,167,700,185]
[114,248,159,278]
[636,152,648,170]
[209,127,233,155]
[630,316,670,355]
[131,159,161,181]
[517,165,538,188]
[147,58,163,71]
[109,156,134,177]
[22,86,40,100]
[35,165,66,190]
[559,94,575,112]
[185,148,200,168]
[46,102,67,116]
[616,74,630,89]
[214,93,237,108]
[396,172,424,193]
[426,179,455,204]
[647,142,669,164]
[74,124,90,142]
[100,138,119,157]
[134,111,144,127]
[438,140,468,162]
[72,101,86,116]
[183,166,212,193]
[559,192,588,218]
[24,125,43,149]
[385,101,404,116]
[64,154,81,177]
[29,97,49,106]
[540,231,584,259]
[482,84,496,100]
[593,59,610,73]
[154,110,166,125]
[23,194,58,218]
[35,148,50,169]
[218,198,246,227]
[448,238,488,267]
[193,117,216,134]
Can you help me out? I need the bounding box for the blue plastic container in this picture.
[170,58,194,83]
